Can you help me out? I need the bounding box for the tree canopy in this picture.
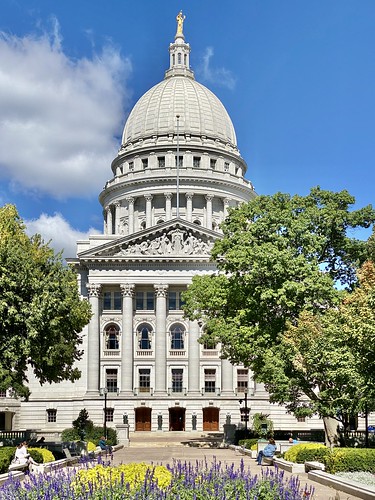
[182,187,375,436]
[0,204,91,398]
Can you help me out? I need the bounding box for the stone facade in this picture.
[7,15,326,437]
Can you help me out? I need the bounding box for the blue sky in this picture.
[1,0,374,258]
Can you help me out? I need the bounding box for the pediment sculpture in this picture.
[115,229,214,256]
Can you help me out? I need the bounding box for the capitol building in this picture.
[10,14,324,437]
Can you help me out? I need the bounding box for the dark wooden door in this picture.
[135,407,151,431]
[203,407,219,431]
[169,407,185,431]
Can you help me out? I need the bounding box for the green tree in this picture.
[0,204,91,398]
[182,188,375,444]
[72,409,93,440]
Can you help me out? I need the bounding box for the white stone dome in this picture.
[121,76,237,147]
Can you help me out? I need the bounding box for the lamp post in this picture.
[100,387,108,439]
[239,388,250,431]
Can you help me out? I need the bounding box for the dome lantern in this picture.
[165,11,194,80]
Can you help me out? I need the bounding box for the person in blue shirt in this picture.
[98,436,112,454]
[256,438,277,465]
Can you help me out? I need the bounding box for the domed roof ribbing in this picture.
[121,12,237,148]
[121,78,237,147]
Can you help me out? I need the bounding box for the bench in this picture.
[305,461,325,472]
[8,461,29,473]
[63,448,80,465]
[261,457,275,466]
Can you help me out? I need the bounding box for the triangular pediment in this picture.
[78,219,221,261]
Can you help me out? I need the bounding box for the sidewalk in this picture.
[110,433,363,500]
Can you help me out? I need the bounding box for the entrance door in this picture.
[135,407,151,431]
[169,407,185,431]
[203,407,219,431]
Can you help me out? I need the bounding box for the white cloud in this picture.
[0,20,132,199]
[25,213,100,260]
[198,47,236,90]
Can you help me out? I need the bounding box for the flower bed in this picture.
[0,458,314,499]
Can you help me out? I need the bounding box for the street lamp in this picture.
[239,388,250,431]
[100,387,108,439]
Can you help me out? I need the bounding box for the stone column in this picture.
[106,206,113,235]
[86,283,101,393]
[154,284,168,394]
[205,194,213,230]
[188,320,200,395]
[223,198,231,219]
[186,193,193,222]
[126,197,134,235]
[221,359,234,395]
[164,193,172,221]
[145,195,153,228]
[113,201,120,234]
[120,284,134,395]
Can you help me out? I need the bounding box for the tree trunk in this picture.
[323,416,339,447]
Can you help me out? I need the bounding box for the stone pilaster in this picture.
[154,284,168,394]
[221,358,234,395]
[106,206,113,235]
[223,198,231,218]
[188,320,200,395]
[86,283,101,393]
[120,284,135,395]
[113,201,120,234]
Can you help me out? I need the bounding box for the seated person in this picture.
[98,436,112,454]
[12,441,38,468]
[256,438,277,465]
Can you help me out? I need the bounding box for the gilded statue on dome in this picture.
[176,11,185,35]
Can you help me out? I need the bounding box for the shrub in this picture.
[87,426,117,446]
[324,448,375,474]
[29,447,55,463]
[284,443,328,463]
[28,449,43,463]
[87,441,96,452]
[0,447,16,473]
[238,438,258,450]
[61,428,81,441]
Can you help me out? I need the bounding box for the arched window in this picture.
[193,219,201,226]
[105,324,120,350]
[178,53,182,64]
[137,323,152,350]
[170,323,185,349]
[140,220,146,230]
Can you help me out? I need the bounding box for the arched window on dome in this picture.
[178,53,182,64]
[172,54,175,65]
[184,54,187,66]
[140,220,146,230]
[157,219,165,224]
[137,323,152,350]
[193,219,201,226]
[105,324,120,350]
[170,323,185,350]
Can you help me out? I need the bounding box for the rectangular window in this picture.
[129,161,134,171]
[105,408,114,422]
[175,155,183,167]
[172,369,183,393]
[210,159,216,170]
[103,291,122,311]
[224,162,229,172]
[297,416,306,423]
[158,156,165,168]
[237,369,248,392]
[47,409,57,423]
[193,156,201,168]
[0,391,6,398]
[142,158,148,169]
[139,369,151,392]
[204,369,216,393]
[136,291,155,310]
[106,369,118,393]
[168,291,185,311]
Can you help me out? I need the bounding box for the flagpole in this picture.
[176,114,180,218]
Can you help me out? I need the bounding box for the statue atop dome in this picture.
[176,11,185,36]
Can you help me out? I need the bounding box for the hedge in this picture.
[324,448,375,474]
[284,443,328,463]
[238,439,258,450]
[0,448,16,474]
[29,448,55,463]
